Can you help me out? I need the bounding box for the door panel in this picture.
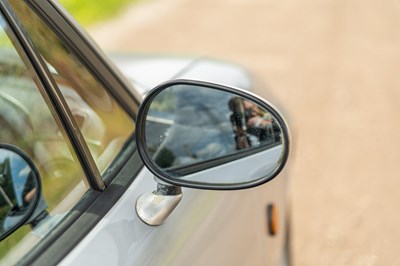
[60,163,288,265]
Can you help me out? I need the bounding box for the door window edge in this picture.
[19,148,143,266]
[27,0,140,118]
[1,0,105,191]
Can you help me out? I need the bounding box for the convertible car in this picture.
[0,0,292,265]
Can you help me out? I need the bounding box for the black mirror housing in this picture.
[136,79,290,190]
[0,144,42,241]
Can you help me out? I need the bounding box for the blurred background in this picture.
[60,0,400,265]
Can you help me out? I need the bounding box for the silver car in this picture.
[0,0,291,265]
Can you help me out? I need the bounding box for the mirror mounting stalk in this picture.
[136,177,182,226]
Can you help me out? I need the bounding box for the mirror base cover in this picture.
[136,184,182,226]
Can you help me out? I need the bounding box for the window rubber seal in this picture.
[18,145,143,266]
[0,0,105,191]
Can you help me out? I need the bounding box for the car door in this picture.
[0,0,141,264]
[1,1,290,265]
[0,4,92,264]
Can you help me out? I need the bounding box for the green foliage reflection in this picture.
[59,0,142,26]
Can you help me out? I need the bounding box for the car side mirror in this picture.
[136,79,290,190]
[0,144,41,241]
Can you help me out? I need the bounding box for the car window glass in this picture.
[10,0,135,175]
[0,13,88,265]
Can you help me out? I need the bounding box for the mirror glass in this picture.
[143,84,286,186]
[0,147,40,240]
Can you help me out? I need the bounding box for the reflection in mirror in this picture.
[144,84,285,185]
[0,147,40,241]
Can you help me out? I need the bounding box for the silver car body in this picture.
[59,55,290,266]
[0,0,290,263]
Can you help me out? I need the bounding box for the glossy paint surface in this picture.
[110,55,252,94]
[60,163,288,265]
[59,55,289,265]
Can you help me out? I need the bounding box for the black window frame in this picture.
[30,0,140,118]
[0,1,144,265]
[23,0,142,186]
